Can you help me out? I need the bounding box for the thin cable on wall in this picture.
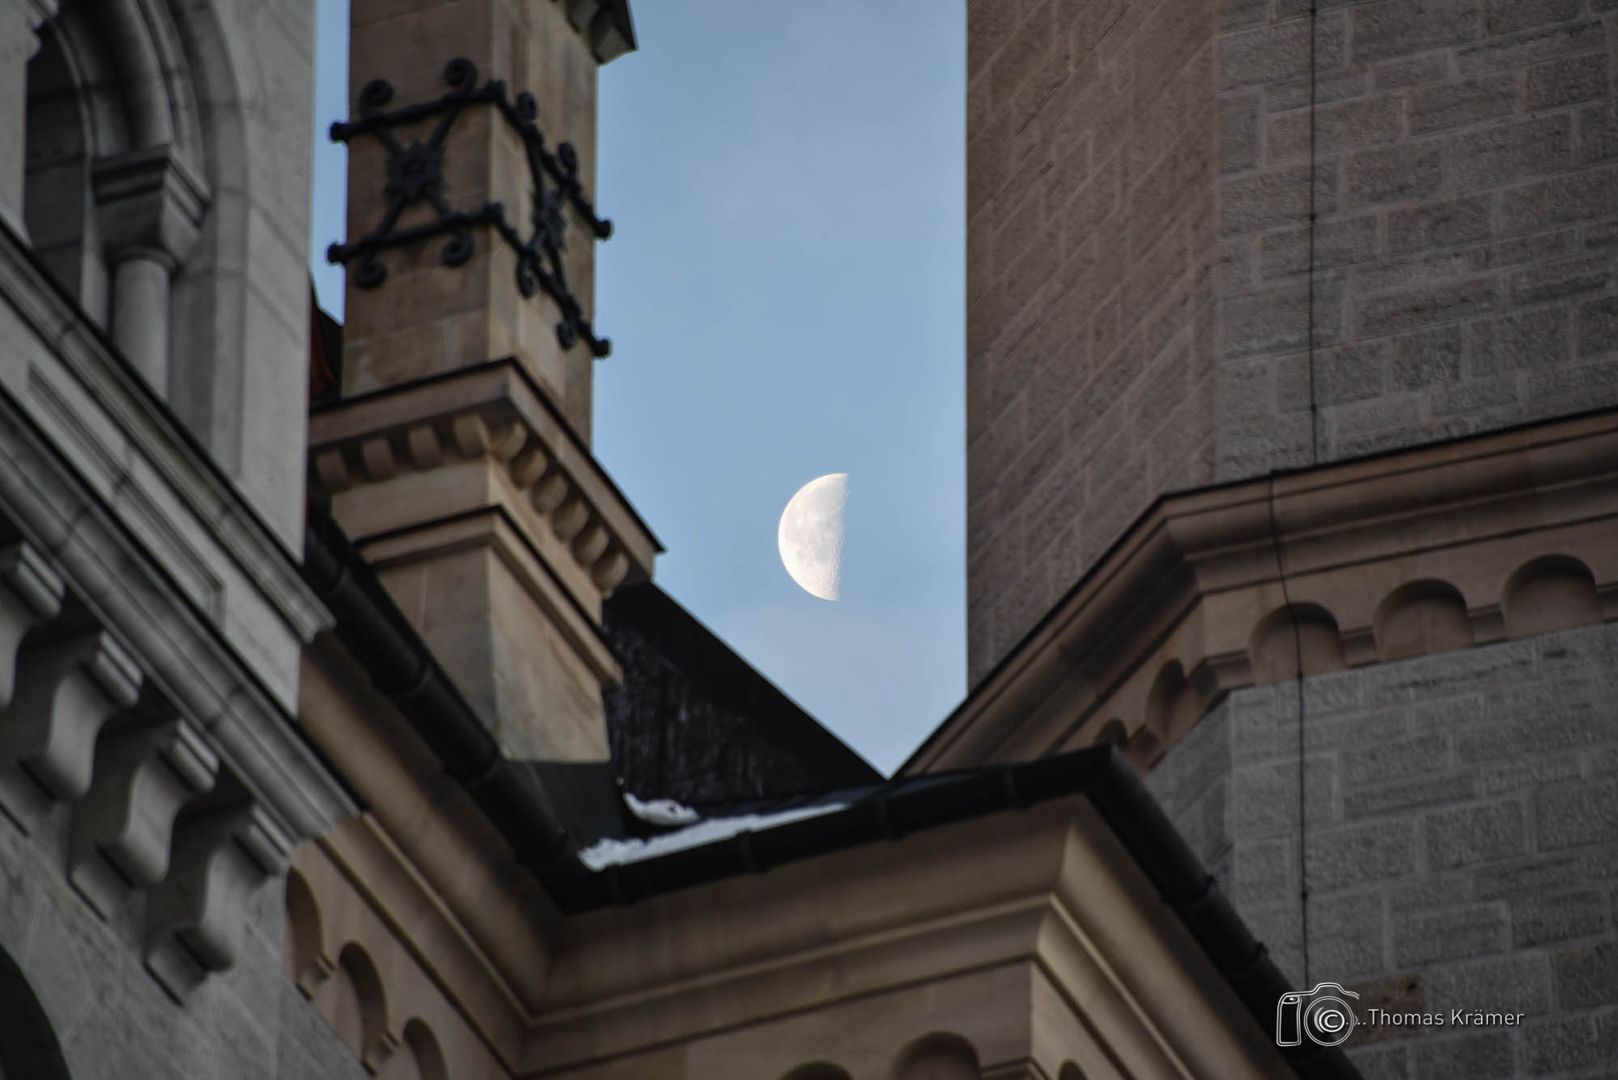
[1300,0,1323,987]
[1263,2,1323,989]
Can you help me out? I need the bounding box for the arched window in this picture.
[780,1064,852,1080]
[12,0,316,543]
[1502,555,1599,638]
[22,23,106,315]
[0,945,72,1080]
[891,1032,982,1080]
[1373,579,1472,661]
[21,1,207,392]
[333,943,391,1070]
[1248,602,1346,682]
[379,1019,449,1080]
[284,868,332,997]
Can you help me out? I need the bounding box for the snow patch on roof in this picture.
[623,792,700,827]
[578,801,848,869]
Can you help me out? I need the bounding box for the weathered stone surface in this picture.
[1427,799,1528,868]
[1521,1014,1618,1076]
[1550,941,1618,1009]
[1152,626,1618,1069]
[1413,1031,1515,1080]
[1409,74,1520,134]
[1537,779,1618,851]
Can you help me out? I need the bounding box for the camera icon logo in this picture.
[1276,982,1360,1047]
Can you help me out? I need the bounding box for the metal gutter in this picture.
[303,511,573,868]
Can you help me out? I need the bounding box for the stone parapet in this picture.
[524,797,1284,1079]
[0,226,328,706]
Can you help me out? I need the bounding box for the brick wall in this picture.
[1147,623,1618,1077]
[968,0,1618,682]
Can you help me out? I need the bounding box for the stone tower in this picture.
[966,0,1618,680]
[942,2,1618,1074]
[309,0,656,763]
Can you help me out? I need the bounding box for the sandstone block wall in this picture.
[968,0,1618,682]
[1147,622,1618,1077]
[0,809,365,1080]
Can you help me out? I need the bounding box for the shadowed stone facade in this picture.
[0,1,357,1075]
[962,0,1618,1074]
[0,783,364,1080]
[968,0,1618,681]
[1148,624,1618,1077]
[967,0,1222,680]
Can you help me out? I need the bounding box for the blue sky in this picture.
[311,1,964,774]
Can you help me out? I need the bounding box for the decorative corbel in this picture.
[68,707,220,918]
[144,799,292,1001]
[0,627,142,829]
[0,541,66,707]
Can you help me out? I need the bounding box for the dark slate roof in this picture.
[604,582,881,807]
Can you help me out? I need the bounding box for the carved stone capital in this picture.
[92,145,209,269]
[364,1028,402,1075]
[69,711,220,917]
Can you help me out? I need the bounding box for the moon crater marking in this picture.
[777,473,848,602]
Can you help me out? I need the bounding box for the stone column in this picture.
[340,0,621,435]
[312,1,652,765]
[0,0,59,237]
[92,146,207,392]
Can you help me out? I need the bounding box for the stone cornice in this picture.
[310,357,661,599]
[91,144,210,267]
[0,398,351,842]
[909,409,1618,775]
[295,821,535,1073]
[0,225,331,652]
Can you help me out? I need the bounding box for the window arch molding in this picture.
[22,0,318,542]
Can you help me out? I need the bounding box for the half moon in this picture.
[777,473,847,601]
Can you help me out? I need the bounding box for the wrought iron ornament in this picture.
[327,58,612,358]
